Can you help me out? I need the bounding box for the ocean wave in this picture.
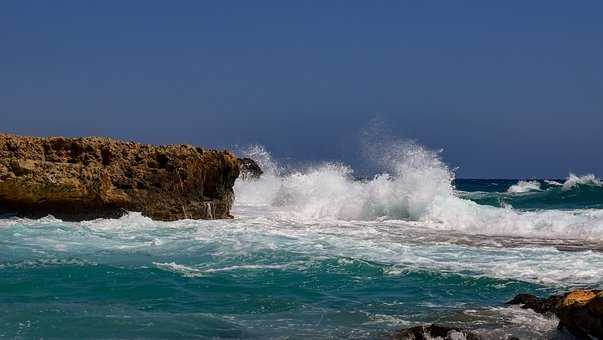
[235,143,455,221]
[544,180,563,186]
[234,145,603,241]
[461,176,603,210]
[506,180,542,193]
[153,262,205,277]
[153,261,292,277]
[562,173,602,191]
[3,212,603,286]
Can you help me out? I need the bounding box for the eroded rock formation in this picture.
[0,134,239,221]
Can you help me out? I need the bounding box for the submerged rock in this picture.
[0,134,239,221]
[508,289,603,339]
[392,324,481,340]
[238,157,263,179]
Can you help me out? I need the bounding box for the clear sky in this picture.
[2,1,602,178]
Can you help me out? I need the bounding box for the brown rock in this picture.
[561,289,598,307]
[508,290,603,339]
[0,134,240,221]
[557,290,603,339]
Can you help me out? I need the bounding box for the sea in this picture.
[1,143,602,339]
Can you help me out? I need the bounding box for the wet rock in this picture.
[506,293,564,315]
[238,157,263,179]
[0,134,240,221]
[508,289,603,339]
[392,324,481,340]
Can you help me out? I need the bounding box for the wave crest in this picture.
[235,142,453,221]
[562,173,602,191]
[506,180,542,193]
[234,144,603,240]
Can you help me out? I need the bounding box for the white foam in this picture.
[463,306,561,339]
[562,173,602,191]
[235,144,603,241]
[203,264,290,272]
[506,180,542,193]
[2,211,603,286]
[236,141,455,221]
[153,262,204,277]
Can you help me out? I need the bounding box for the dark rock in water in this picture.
[506,293,564,315]
[0,134,240,221]
[238,157,263,179]
[508,289,603,339]
[392,324,481,340]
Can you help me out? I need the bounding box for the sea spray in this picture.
[562,173,602,191]
[235,143,603,240]
[235,141,455,221]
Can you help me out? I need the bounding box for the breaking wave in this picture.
[235,145,603,241]
[506,180,541,193]
[462,175,603,210]
[562,173,602,191]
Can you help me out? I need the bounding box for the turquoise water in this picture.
[0,212,561,339]
[2,146,603,339]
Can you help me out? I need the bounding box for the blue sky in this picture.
[1,1,602,178]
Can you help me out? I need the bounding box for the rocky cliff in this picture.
[0,134,240,221]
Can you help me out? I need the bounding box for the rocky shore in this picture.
[508,289,603,339]
[0,134,241,221]
[392,289,602,339]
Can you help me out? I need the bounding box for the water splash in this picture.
[234,143,603,240]
[562,173,602,191]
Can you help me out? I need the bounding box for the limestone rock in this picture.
[0,134,239,221]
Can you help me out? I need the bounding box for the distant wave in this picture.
[461,174,603,211]
[562,173,602,191]
[506,180,542,193]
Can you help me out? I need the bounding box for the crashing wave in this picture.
[235,142,454,221]
[234,144,603,240]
